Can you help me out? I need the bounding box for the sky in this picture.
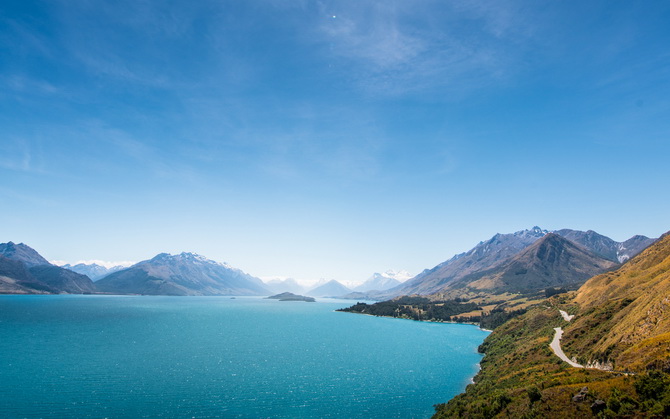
[1,0,669,284]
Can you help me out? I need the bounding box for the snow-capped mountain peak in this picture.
[380,269,413,282]
[354,269,414,292]
[54,260,135,281]
[513,226,549,238]
[149,252,236,271]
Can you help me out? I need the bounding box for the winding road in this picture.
[549,309,632,373]
[550,327,584,368]
[559,310,574,322]
[549,309,584,368]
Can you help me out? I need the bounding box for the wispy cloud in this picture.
[1,74,60,95]
[0,185,59,207]
[172,93,387,182]
[0,14,56,59]
[320,6,424,69]
[49,1,207,87]
[0,137,45,174]
[76,120,202,183]
[311,1,536,96]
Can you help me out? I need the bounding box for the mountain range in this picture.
[354,270,412,292]
[372,227,655,299]
[60,262,128,281]
[0,227,657,298]
[96,252,270,296]
[0,243,272,296]
[436,233,618,296]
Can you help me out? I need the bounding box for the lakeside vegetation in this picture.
[337,295,530,330]
[337,296,478,322]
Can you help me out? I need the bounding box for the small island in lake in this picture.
[266,292,315,302]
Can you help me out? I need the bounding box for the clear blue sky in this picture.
[1,0,669,283]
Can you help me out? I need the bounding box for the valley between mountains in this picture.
[2,227,668,418]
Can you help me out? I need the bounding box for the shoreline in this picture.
[336,310,493,332]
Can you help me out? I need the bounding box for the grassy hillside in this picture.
[434,232,670,418]
[568,232,670,371]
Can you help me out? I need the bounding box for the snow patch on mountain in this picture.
[616,244,630,263]
[149,252,239,271]
[354,270,414,292]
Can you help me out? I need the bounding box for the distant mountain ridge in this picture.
[61,262,128,281]
[96,252,270,296]
[440,233,618,295]
[354,270,412,292]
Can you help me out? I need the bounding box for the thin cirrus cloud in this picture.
[0,137,46,175]
[310,1,534,96]
[48,1,205,87]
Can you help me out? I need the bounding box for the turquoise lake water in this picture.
[0,295,488,418]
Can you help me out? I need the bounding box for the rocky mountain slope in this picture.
[0,242,50,267]
[29,265,97,294]
[0,255,55,294]
[0,242,96,294]
[390,227,549,296]
[554,229,655,263]
[441,234,617,295]
[96,252,270,296]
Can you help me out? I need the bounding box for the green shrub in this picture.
[527,386,542,403]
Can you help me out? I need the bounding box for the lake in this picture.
[0,295,488,418]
